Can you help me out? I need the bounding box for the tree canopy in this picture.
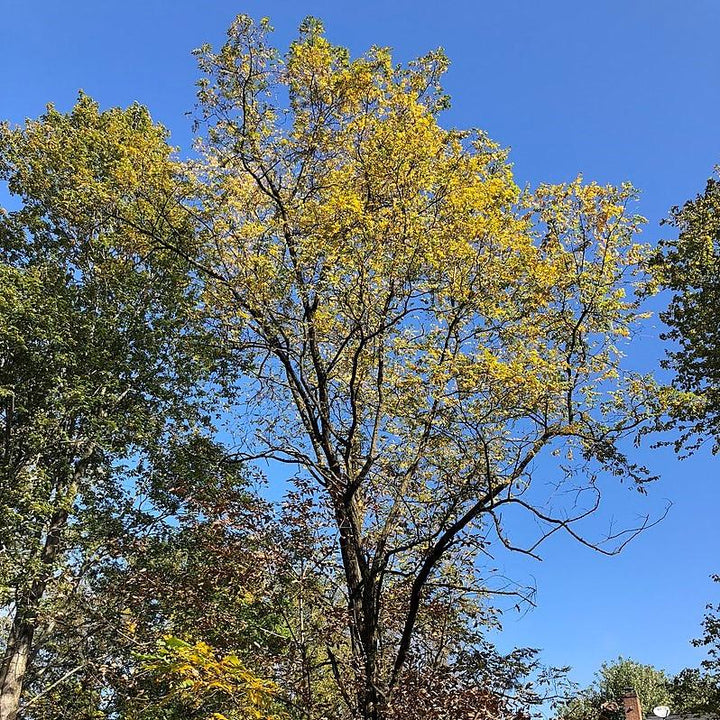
[556,656,720,719]
[0,13,687,720]
[556,657,670,720]
[182,16,664,719]
[0,97,232,720]
[653,170,720,451]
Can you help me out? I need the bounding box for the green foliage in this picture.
[693,575,720,675]
[556,657,669,720]
[0,93,215,596]
[0,94,229,720]
[598,657,670,712]
[556,656,720,719]
[652,170,720,451]
[668,667,720,715]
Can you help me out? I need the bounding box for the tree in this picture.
[650,174,720,715]
[648,170,720,713]
[0,97,224,719]
[179,16,663,719]
[692,575,720,675]
[652,169,720,450]
[556,657,670,720]
[597,658,670,712]
[3,16,670,720]
[136,637,286,720]
[10,438,284,720]
[557,656,720,719]
[668,667,720,715]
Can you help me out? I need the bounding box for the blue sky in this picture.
[2,0,719,704]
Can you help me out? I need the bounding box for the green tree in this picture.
[651,173,720,716]
[668,667,720,715]
[0,97,223,719]
[691,575,720,682]
[557,657,720,719]
[598,658,670,714]
[12,439,283,720]
[557,657,670,720]
[652,169,720,450]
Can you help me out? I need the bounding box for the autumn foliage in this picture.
[0,13,689,720]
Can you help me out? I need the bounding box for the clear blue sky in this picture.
[2,0,719,704]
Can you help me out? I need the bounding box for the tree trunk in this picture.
[0,503,69,720]
[360,651,383,720]
[359,576,386,720]
[0,612,35,720]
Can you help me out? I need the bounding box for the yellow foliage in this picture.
[141,636,286,720]
[185,15,664,512]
